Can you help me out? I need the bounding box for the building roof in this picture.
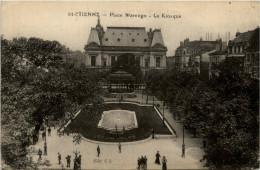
[176,40,221,54]
[246,28,259,52]
[101,27,149,47]
[87,28,100,45]
[209,50,227,55]
[229,30,255,45]
[85,19,167,50]
[151,29,165,47]
[109,70,134,82]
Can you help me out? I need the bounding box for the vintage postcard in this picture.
[1,1,259,170]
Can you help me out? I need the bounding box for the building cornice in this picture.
[85,46,167,52]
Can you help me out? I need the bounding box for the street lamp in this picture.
[182,125,185,158]
[153,95,154,105]
[43,118,47,155]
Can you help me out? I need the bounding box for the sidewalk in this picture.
[29,92,205,169]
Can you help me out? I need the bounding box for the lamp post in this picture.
[182,125,185,158]
[153,95,154,105]
[44,126,47,155]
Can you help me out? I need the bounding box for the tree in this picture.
[1,36,103,168]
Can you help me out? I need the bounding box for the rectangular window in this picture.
[91,55,96,66]
[145,59,149,68]
[111,56,116,66]
[136,56,140,66]
[103,59,107,67]
[156,57,161,67]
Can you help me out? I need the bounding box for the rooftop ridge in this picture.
[107,27,146,30]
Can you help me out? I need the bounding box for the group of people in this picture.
[137,156,147,169]
[57,151,81,170]
[38,141,167,170]
[155,151,167,170]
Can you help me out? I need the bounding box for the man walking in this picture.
[48,127,51,136]
[137,157,141,169]
[162,156,167,170]
[66,155,71,168]
[97,145,100,157]
[58,152,61,165]
[38,149,42,161]
[144,156,147,169]
[118,142,121,153]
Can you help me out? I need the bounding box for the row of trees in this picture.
[146,57,259,169]
[1,36,103,168]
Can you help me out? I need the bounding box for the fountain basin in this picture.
[98,110,138,131]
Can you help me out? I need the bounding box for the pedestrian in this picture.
[162,156,167,170]
[97,145,100,157]
[155,151,161,165]
[137,157,141,169]
[78,155,81,169]
[144,156,147,169]
[151,128,155,139]
[58,152,61,165]
[140,156,144,168]
[118,142,121,153]
[38,149,42,161]
[73,158,78,170]
[48,127,51,136]
[66,155,71,168]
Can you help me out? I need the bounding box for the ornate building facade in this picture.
[84,18,167,74]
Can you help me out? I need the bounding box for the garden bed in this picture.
[64,103,171,142]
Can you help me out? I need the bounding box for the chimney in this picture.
[184,38,189,47]
[236,31,240,37]
[180,41,184,47]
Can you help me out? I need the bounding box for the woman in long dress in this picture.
[162,156,167,170]
[155,151,161,164]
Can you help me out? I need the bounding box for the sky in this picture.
[2,1,259,56]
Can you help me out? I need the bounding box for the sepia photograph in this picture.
[1,1,260,169]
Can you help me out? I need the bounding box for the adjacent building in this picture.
[227,27,259,79]
[209,50,227,77]
[172,38,227,79]
[84,18,167,74]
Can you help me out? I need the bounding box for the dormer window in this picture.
[144,39,147,42]
[132,39,135,42]
[137,33,139,35]
[117,38,120,42]
[121,33,123,35]
[112,33,115,35]
[105,38,108,41]
[129,33,131,35]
